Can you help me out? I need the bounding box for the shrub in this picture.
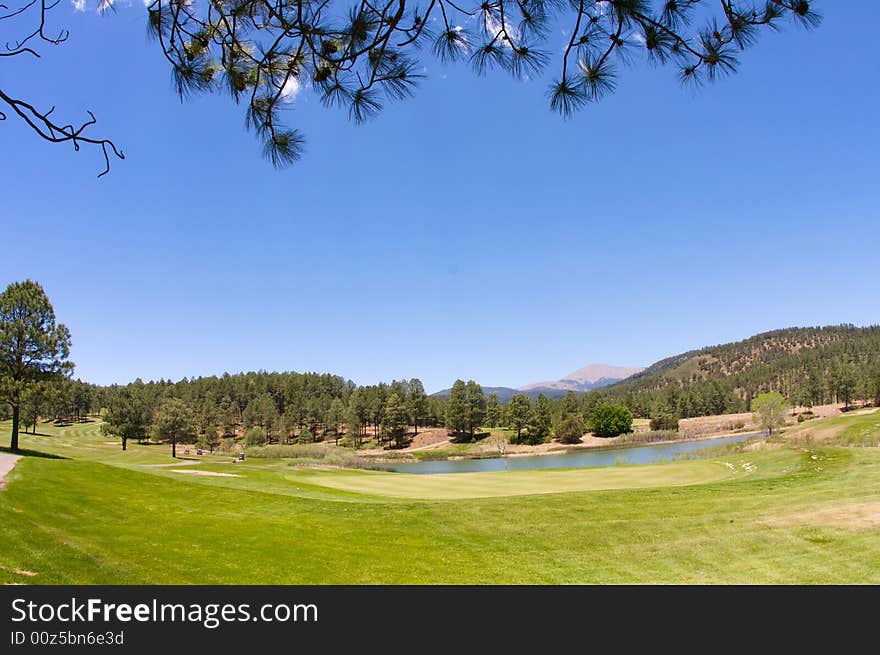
[556,416,585,444]
[218,437,238,452]
[612,429,678,445]
[797,414,806,423]
[590,404,633,438]
[650,413,679,431]
[244,427,266,446]
[245,443,383,469]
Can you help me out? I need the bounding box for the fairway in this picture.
[1,415,879,584]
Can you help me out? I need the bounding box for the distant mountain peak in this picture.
[560,364,645,385]
[518,363,644,393]
[430,363,644,401]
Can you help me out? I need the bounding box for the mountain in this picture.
[431,364,643,401]
[428,386,522,403]
[518,364,644,394]
[601,325,880,418]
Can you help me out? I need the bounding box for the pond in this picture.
[387,432,766,474]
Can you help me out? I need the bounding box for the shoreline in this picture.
[362,429,767,464]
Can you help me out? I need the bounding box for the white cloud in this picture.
[280,76,301,103]
[483,11,518,49]
[632,31,646,45]
[72,0,86,10]
[97,0,113,11]
[591,0,610,17]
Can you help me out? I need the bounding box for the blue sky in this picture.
[2,1,878,393]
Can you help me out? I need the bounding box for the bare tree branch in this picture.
[1,0,123,176]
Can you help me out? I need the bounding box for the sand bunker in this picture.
[170,469,241,478]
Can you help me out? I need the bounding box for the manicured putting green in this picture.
[292,460,741,499]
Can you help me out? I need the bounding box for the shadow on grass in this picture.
[0,446,68,460]
[450,432,491,444]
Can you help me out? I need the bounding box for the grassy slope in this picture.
[1,416,879,584]
[823,411,880,446]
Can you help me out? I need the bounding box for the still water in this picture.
[389,432,765,474]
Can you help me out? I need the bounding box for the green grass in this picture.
[290,460,742,499]
[1,416,879,584]
[829,409,880,446]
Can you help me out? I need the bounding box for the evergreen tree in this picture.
[465,380,486,438]
[445,380,468,437]
[347,388,369,445]
[832,365,858,408]
[507,394,531,444]
[152,398,195,458]
[528,393,553,444]
[326,398,346,445]
[20,386,45,435]
[218,395,238,436]
[0,280,73,451]
[556,416,585,445]
[345,399,365,448]
[200,425,220,453]
[297,426,314,443]
[407,378,428,435]
[485,394,502,428]
[581,391,603,427]
[279,408,297,444]
[383,393,409,448]
[102,387,150,451]
[559,391,579,420]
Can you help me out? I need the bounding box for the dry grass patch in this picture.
[759,501,880,531]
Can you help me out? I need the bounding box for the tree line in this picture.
[3,282,878,454]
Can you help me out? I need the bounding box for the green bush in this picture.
[590,404,633,438]
[556,416,585,444]
[650,413,679,431]
[218,437,238,452]
[244,427,266,446]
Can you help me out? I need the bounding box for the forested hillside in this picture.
[603,325,880,420]
[6,326,879,449]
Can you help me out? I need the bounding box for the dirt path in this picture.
[0,453,22,491]
[407,439,453,452]
[359,427,451,456]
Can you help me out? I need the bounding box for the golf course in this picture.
[2,410,879,585]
